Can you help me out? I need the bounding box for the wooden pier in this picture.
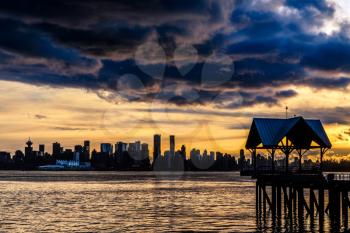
[255,173,350,231]
[243,116,348,230]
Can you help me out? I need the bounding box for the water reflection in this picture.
[0,171,257,232]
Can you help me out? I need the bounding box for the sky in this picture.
[1,0,350,159]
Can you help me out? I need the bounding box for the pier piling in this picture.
[254,173,350,231]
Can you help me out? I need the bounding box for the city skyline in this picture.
[10,134,238,160]
[0,131,341,163]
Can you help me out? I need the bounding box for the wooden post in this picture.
[277,186,281,217]
[272,185,276,216]
[297,187,304,228]
[342,191,348,230]
[259,184,262,212]
[328,189,332,215]
[328,187,341,231]
[293,187,297,212]
[263,185,267,214]
[256,181,259,212]
[288,186,293,214]
[310,188,314,218]
[335,188,341,227]
[298,187,304,216]
[282,186,288,210]
[319,188,324,231]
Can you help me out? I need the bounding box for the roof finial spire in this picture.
[285,106,288,119]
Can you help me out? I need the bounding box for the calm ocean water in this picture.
[0,171,341,232]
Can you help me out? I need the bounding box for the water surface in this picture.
[0,171,256,232]
[0,171,341,232]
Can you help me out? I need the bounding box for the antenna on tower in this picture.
[285,106,288,119]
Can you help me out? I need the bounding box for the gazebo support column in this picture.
[285,151,289,173]
[297,149,308,173]
[320,148,328,173]
[298,149,302,172]
[267,148,276,173]
[250,149,257,173]
[271,149,275,173]
[280,138,294,174]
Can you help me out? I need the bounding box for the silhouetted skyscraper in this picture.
[153,134,161,161]
[116,142,127,156]
[83,140,90,161]
[239,149,245,169]
[25,138,33,158]
[52,142,61,158]
[39,144,45,155]
[74,145,83,153]
[74,145,83,162]
[101,143,113,155]
[181,145,186,160]
[170,135,175,157]
[141,143,149,159]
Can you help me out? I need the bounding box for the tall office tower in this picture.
[116,142,127,156]
[39,144,45,155]
[52,142,61,158]
[83,140,90,161]
[153,134,161,161]
[128,142,135,154]
[239,149,245,169]
[74,145,83,162]
[141,143,149,159]
[74,145,83,153]
[180,145,186,160]
[203,149,208,158]
[170,135,175,157]
[210,151,215,161]
[101,143,113,155]
[135,141,141,152]
[25,138,33,158]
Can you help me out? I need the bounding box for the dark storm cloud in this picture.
[275,90,298,98]
[98,59,155,88]
[301,77,350,89]
[35,23,151,57]
[0,0,349,109]
[301,41,350,72]
[0,18,84,61]
[294,107,350,125]
[231,59,304,88]
[0,0,221,22]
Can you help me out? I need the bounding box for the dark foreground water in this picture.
[0,171,342,232]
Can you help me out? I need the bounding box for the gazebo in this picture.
[245,116,332,173]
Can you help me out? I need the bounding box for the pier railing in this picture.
[240,165,321,176]
[330,173,350,181]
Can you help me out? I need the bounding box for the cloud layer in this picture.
[0,0,349,113]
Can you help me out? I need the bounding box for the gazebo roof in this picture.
[245,116,332,149]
